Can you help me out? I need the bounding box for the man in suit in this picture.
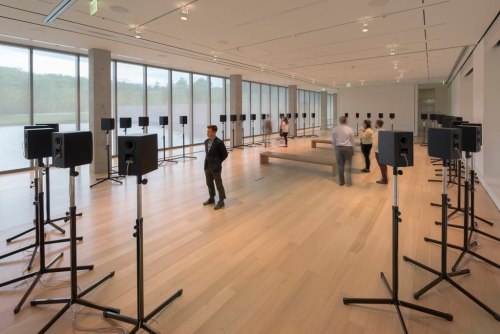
[203,125,229,210]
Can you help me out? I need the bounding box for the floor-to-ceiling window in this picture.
[278,87,287,132]
[0,44,30,172]
[210,77,226,140]
[249,83,260,138]
[270,86,279,133]
[259,84,270,136]
[147,67,170,148]
[297,90,305,131]
[172,71,191,146]
[33,50,77,132]
[242,81,250,139]
[116,62,144,135]
[79,56,89,131]
[193,74,209,144]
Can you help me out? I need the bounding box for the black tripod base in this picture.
[104,289,183,334]
[90,176,123,188]
[403,256,499,320]
[158,158,179,166]
[343,272,452,334]
[31,271,118,333]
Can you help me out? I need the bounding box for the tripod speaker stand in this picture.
[403,159,499,320]
[104,175,183,333]
[31,132,118,333]
[390,113,395,130]
[172,116,197,161]
[235,114,249,149]
[91,118,123,187]
[355,113,359,137]
[158,116,178,166]
[343,131,452,334]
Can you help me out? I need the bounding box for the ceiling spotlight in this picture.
[393,61,398,69]
[134,27,141,39]
[360,80,365,85]
[389,47,396,56]
[180,6,188,21]
[362,19,368,33]
[213,55,217,61]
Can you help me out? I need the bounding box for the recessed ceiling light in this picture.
[110,6,129,14]
[134,27,141,39]
[389,47,396,56]
[180,6,188,21]
[362,19,368,33]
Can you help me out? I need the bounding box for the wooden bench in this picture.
[260,151,337,177]
[311,139,332,148]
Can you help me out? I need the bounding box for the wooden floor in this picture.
[0,131,499,334]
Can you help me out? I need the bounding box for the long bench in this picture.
[311,139,332,148]
[260,151,337,177]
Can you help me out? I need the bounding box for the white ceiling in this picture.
[0,0,498,91]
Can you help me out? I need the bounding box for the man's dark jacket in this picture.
[204,137,228,171]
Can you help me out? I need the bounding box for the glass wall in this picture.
[270,86,279,132]
[192,74,209,144]
[80,56,89,131]
[210,77,226,140]
[278,87,287,132]
[172,71,191,146]
[249,83,260,137]
[0,44,30,171]
[116,62,144,134]
[147,67,169,148]
[242,81,250,139]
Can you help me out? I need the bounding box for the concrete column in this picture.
[320,91,327,130]
[89,49,111,174]
[288,85,297,137]
[230,74,242,147]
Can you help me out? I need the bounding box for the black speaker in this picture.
[378,113,384,119]
[261,114,266,120]
[220,115,227,123]
[441,116,456,128]
[294,113,298,119]
[344,113,348,117]
[159,116,169,126]
[378,131,414,167]
[138,116,149,127]
[24,128,55,160]
[355,113,359,118]
[451,120,468,128]
[179,116,188,125]
[280,113,285,118]
[230,115,237,122]
[250,114,256,121]
[119,117,132,129]
[456,117,463,121]
[436,114,445,125]
[464,123,483,145]
[36,123,60,132]
[118,134,158,176]
[367,113,371,119]
[101,118,115,131]
[302,113,306,118]
[429,114,437,121]
[428,128,461,160]
[421,113,428,120]
[286,113,292,118]
[240,114,246,121]
[389,113,395,119]
[457,125,481,153]
[312,113,316,118]
[52,131,93,168]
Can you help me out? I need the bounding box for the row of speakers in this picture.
[344,113,395,119]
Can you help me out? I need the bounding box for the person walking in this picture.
[332,115,355,186]
[263,115,272,147]
[359,120,374,172]
[373,119,388,184]
[281,117,289,147]
[203,125,228,210]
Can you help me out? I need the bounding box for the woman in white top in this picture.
[359,120,374,172]
[281,118,289,147]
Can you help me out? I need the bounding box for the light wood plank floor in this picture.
[1,131,499,334]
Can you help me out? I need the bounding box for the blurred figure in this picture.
[203,125,228,210]
[373,120,388,184]
[359,120,374,172]
[263,114,272,147]
[281,117,289,147]
[332,115,355,186]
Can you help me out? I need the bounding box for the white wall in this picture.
[450,17,500,209]
[337,83,416,133]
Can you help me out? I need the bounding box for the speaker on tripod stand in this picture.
[119,117,132,135]
[172,116,196,161]
[421,113,428,146]
[310,113,318,137]
[104,134,183,332]
[158,116,178,166]
[403,128,499,321]
[236,114,248,149]
[90,118,123,187]
[355,113,360,137]
[230,114,237,148]
[344,131,453,333]
[139,116,149,134]
[389,113,395,130]
[31,131,119,333]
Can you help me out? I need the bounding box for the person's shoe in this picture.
[361,168,370,173]
[214,201,225,210]
[376,180,388,184]
[203,198,215,205]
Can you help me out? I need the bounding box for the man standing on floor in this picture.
[332,115,355,186]
[203,125,228,210]
[373,119,388,184]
